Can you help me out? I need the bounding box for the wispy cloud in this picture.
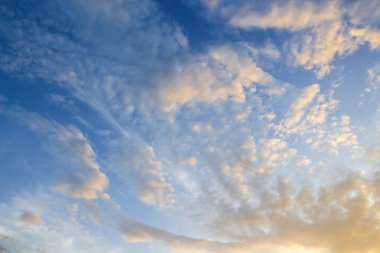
[0,102,109,200]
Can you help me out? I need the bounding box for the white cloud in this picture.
[107,141,175,209]
[52,126,109,200]
[192,122,213,133]
[197,0,380,77]
[180,157,198,167]
[155,46,274,111]
[271,84,361,155]
[0,193,125,253]
[324,115,361,154]
[0,1,379,253]
[229,1,339,31]
[297,157,312,167]
[289,21,359,78]
[0,103,109,200]
[346,0,380,27]
[195,171,380,253]
[199,0,221,11]
[136,147,176,208]
[117,167,380,253]
[350,28,380,49]
[257,138,297,173]
[257,42,281,60]
[0,0,188,135]
[285,83,320,128]
[119,219,253,253]
[362,62,380,97]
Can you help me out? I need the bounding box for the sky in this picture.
[0,0,380,252]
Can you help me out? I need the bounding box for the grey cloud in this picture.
[0,245,10,253]
[20,211,42,225]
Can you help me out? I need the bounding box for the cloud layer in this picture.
[0,0,379,253]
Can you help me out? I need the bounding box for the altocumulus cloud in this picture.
[0,0,380,253]
[198,0,380,77]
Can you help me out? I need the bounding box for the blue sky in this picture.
[1,0,380,252]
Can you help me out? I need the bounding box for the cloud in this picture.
[258,138,296,171]
[285,83,320,127]
[107,141,175,208]
[154,46,274,111]
[197,0,380,77]
[270,84,361,155]
[193,171,380,253]
[350,28,380,49]
[0,245,11,253]
[119,219,253,253]
[347,0,380,27]
[0,0,281,139]
[180,157,198,167]
[192,122,213,133]
[255,42,281,60]
[0,102,109,200]
[228,1,339,31]
[362,62,380,97]
[289,21,358,78]
[297,156,312,166]
[0,1,379,253]
[0,0,188,134]
[118,165,380,253]
[20,211,42,225]
[52,127,109,200]
[0,193,126,253]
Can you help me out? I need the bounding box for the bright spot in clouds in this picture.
[0,0,380,253]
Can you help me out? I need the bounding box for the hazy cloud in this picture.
[20,211,42,225]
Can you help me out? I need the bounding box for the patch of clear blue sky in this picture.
[156,0,281,51]
[0,118,46,199]
[0,71,112,139]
